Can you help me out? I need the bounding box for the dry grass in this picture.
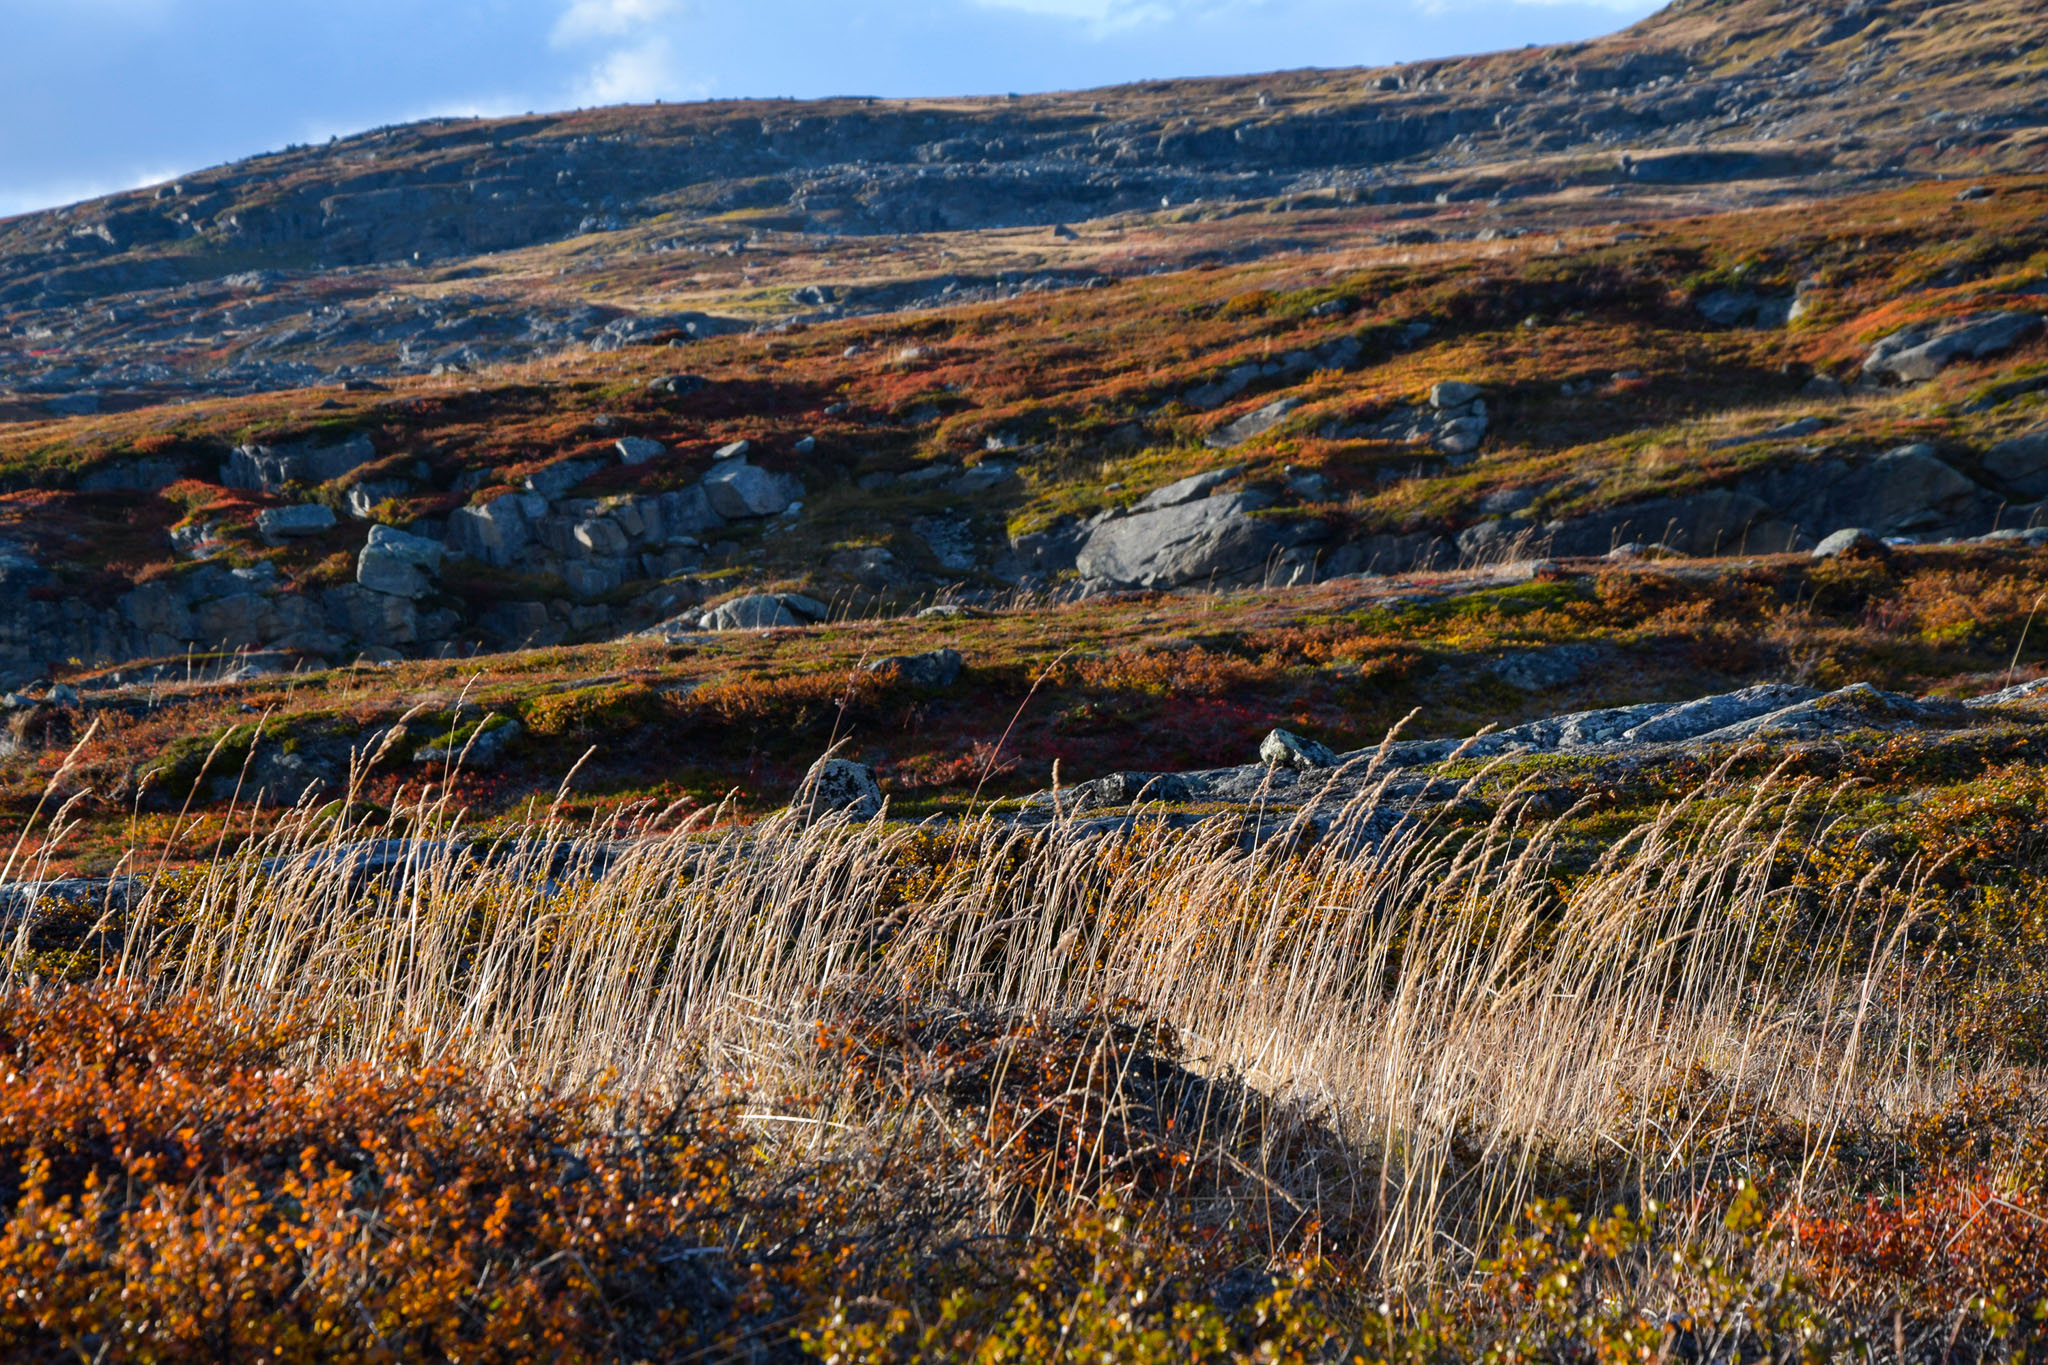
[21,740,1913,1294]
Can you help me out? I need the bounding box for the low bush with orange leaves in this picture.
[0,986,815,1363]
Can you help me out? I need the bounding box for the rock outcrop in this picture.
[1074,491,1318,590]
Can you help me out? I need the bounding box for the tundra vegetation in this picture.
[4,0,2048,1355]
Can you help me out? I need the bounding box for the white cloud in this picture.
[549,0,702,108]
[553,0,685,44]
[573,37,692,104]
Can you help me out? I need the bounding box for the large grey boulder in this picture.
[704,592,826,631]
[257,504,337,539]
[1075,492,1314,589]
[1259,728,1337,771]
[1812,528,1885,559]
[1205,398,1299,449]
[797,758,883,822]
[1864,312,2043,383]
[1983,427,2048,498]
[1839,444,1988,532]
[703,461,799,518]
[356,524,445,599]
[223,432,376,493]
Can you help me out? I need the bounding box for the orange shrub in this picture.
[0,986,795,1363]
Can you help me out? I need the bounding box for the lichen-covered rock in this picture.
[865,648,963,688]
[703,592,826,630]
[798,758,883,822]
[1075,491,1316,589]
[1864,312,2043,383]
[1259,728,1337,770]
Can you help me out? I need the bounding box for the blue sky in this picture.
[0,0,1663,218]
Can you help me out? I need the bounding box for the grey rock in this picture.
[826,545,899,589]
[1812,528,1886,559]
[1259,728,1337,771]
[658,485,725,537]
[798,758,883,822]
[1135,466,1241,513]
[79,458,183,493]
[914,517,979,572]
[572,517,631,556]
[781,593,828,622]
[416,717,521,769]
[238,750,333,806]
[1617,685,1820,743]
[524,457,602,499]
[714,440,752,461]
[1983,428,2048,498]
[365,522,444,569]
[447,495,532,567]
[1429,380,1483,408]
[223,432,376,493]
[865,647,964,688]
[1851,444,1987,532]
[706,595,794,629]
[1183,362,1262,411]
[356,524,445,598]
[1074,491,1314,589]
[324,583,418,646]
[356,548,428,598]
[1695,290,1794,328]
[951,463,1015,494]
[1693,682,1965,743]
[703,460,797,518]
[615,437,667,465]
[1546,489,1801,558]
[1864,312,2043,384]
[1205,397,1300,449]
[46,392,101,417]
[1490,644,1601,692]
[1061,771,1197,810]
[256,504,337,539]
[344,479,415,520]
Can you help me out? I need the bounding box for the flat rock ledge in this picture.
[1022,679,2044,822]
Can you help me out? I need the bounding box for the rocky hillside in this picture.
[0,169,2043,687]
[0,0,2040,693]
[1,0,2042,414]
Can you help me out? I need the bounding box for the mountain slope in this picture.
[1,0,2043,415]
